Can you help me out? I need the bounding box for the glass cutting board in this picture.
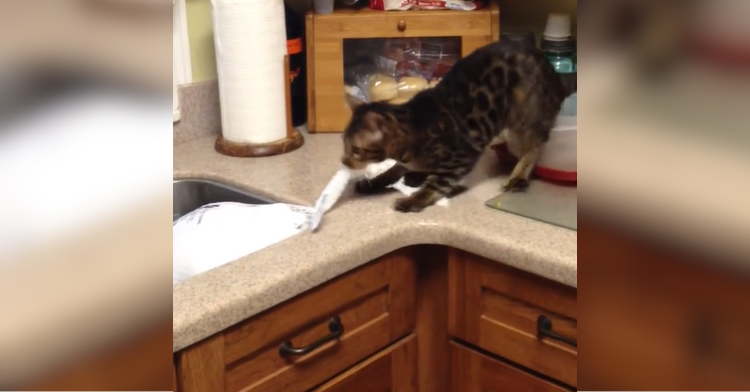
[485,181,577,231]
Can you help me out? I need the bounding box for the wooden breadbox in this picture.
[305,3,500,133]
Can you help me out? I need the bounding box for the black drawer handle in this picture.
[537,315,577,348]
[278,316,345,358]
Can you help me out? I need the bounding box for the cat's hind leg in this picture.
[502,148,541,192]
[502,127,549,192]
[488,128,508,149]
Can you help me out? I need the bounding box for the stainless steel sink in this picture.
[173,179,275,221]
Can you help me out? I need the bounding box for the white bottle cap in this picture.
[543,13,572,40]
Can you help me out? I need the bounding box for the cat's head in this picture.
[341,102,403,170]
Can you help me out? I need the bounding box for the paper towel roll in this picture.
[211,0,288,144]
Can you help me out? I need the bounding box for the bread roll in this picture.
[396,90,418,100]
[428,78,441,88]
[368,74,398,102]
[388,96,410,105]
[397,75,428,94]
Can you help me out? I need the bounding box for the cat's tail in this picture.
[559,72,577,97]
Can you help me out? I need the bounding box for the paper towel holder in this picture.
[215,55,305,157]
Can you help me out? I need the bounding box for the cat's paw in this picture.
[393,197,426,213]
[502,178,530,193]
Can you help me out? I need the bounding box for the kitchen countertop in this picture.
[173,131,578,352]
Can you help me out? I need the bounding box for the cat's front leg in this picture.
[394,173,465,213]
[355,164,407,194]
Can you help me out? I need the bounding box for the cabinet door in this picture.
[178,249,416,392]
[449,249,577,387]
[450,342,570,392]
[311,334,417,392]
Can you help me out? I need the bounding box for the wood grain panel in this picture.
[450,342,570,392]
[313,9,491,39]
[180,333,225,392]
[311,334,418,392]
[449,249,577,387]
[414,247,450,392]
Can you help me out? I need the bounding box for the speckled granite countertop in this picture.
[173,131,577,352]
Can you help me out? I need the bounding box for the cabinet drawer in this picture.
[449,249,577,387]
[313,8,492,40]
[311,334,417,392]
[178,251,416,392]
[450,342,570,392]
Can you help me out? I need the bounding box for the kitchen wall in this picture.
[497,0,576,35]
[184,0,576,82]
[185,0,216,82]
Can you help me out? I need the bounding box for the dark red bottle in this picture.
[284,2,307,127]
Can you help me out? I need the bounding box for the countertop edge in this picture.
[172,217,576,352]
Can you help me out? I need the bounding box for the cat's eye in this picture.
[358,147,381,154]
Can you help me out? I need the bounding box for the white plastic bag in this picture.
[173,202,313,285]
[172,168,355,285]
[365,159,449,207]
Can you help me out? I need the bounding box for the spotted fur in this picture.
[341,41,576,213]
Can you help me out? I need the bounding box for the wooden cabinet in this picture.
[451,342,570,392]
[178,250,416,392]
[305,4,500,132]
[176,246,577,392]
[449,249,577,387]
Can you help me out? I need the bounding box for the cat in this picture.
[340,41,577,213]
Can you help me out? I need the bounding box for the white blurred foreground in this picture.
[0,87,172,387]
[0,88,171,260]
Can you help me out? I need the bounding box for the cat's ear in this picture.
[364,111,385,129]
[363,111,385,143]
